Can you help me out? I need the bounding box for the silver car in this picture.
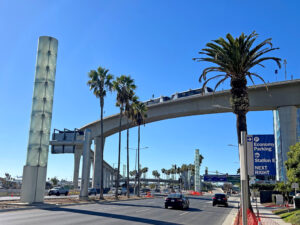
[48,187,69,196]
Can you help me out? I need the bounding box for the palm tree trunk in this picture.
[126,121,130,198]
[231,77,252,211]
[115,107,123,199]
[236,113,247,144]
[100,99,104,200]
[137,125,141,197]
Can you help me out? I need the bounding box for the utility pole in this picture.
[283,59,287,80]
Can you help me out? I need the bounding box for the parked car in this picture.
[165,193,189,209]
[110,187,122,195]
[212,193,228,207]
[48,187,69,196]
[88,188,97,196]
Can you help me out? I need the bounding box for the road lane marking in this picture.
[179,211,189,216]
[136,209,150,213]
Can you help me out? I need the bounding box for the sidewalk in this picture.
[223,197,292,225]
[255,199,292,225]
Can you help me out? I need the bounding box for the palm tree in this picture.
[113,75,136,199]
[152,170,160,179]
[87,66,113,199]
[193,31,281,210]
[130,170,137,178]
[193,31,281,143]
[132,100,148,197]
[124,96,138,198]
[141,167,148,178]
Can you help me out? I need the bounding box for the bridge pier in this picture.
[73,146,82,189]
[92,137,105,189]
[275,106,298,182]
[79,130,92,200]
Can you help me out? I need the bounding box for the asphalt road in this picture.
[0,195,239,225]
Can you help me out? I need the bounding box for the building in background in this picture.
[273,108,300,182]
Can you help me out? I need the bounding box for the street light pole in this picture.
[127,146,148,195]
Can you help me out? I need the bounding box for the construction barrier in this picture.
[146,192,154,198]
[234,209,258,225]
[189,191,203,196]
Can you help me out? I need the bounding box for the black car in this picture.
[165,193,189,209]
[212,193,228,207]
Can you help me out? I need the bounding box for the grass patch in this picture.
[274,208,300,225]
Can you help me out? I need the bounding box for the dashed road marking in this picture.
[179,211,189,216]
[136,209,150,213]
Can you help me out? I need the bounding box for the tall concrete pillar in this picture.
[92,137,105,188]
[73,146,82,189]
[109,172,112,187]
[21,36,58,203]
[91,155,95,184]
[79,129,91,200]
[104,167,107,188]
[194,149,200,192]
[277,106,297,182]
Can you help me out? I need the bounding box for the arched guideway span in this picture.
[79,79,300,188]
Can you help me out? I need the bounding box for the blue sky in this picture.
[1,0,299,180]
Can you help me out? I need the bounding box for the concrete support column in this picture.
[104,167,107,188]
[109,172,112,187]
[92,137,105,188]
[79,129,91,200]
[21,36,58,204]
[277,106,297,182]
[73,146,82,189]
[107,169,109,188]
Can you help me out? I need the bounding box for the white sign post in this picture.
[292,183,299,196]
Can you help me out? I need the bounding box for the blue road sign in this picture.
[204,175,227,182]
[251,135,276,176]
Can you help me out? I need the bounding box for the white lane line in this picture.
[136,209,150,213]
[147,201,154,204]
[179,211,189,216]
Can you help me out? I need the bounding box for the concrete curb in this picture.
[222,196,240,225]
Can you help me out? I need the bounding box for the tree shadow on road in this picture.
[186,196,212,201]
[98,202,163,209]
[43,207,181,225]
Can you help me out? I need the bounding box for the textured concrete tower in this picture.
[21,36,58,203]
[194,149,200,192]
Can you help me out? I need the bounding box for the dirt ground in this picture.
[0,195,149,210]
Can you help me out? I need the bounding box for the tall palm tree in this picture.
[113,75,136,199]
[132,100,148,197]
[141,167,148,178]
[124,95,138,198]
[193,31,281,209]
[193,31,281,143]
[87,66,113,200]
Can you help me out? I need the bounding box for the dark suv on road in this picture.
[212,193,228,207]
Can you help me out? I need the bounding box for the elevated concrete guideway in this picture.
[80,79,300,138]
[79,79,300,189]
